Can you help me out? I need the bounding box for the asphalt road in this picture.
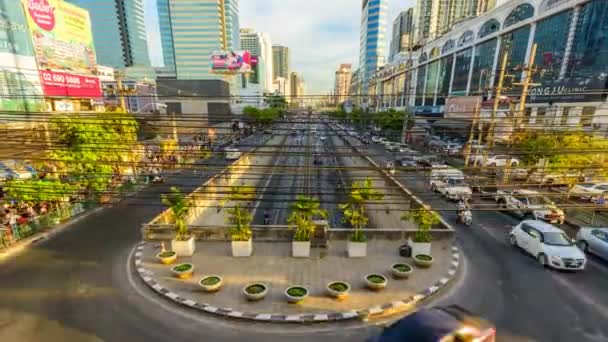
[353,137,608,342]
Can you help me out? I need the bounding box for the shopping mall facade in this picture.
[368,0,608,131]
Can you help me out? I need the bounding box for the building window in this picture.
[420,52,428,62]
[436,56,454,105]
[425,60,440,105]
[471,38,497,94]
[566,1,608,82]
[533,10,572,83]
[479,19,500,38]
[430,47,441,59]
[582,106,595,127]
[452,48,472,92]
[498,25,531,87]
[504,4,535,28]
[415,66,426,106]
[442,40,455,54]
[561,106,572,125]
[458,31,474,46]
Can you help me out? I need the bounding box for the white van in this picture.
[224,147,241,161]
[430,167,472,201]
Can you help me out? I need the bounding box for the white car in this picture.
[509,220,586,270]
[570,183,608,201]
[484,155,519,167]
[371,136,382,143]
[576,227,608,260]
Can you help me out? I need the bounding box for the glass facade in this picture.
[360,0,388,88]
[504,4,535,27]
[533,10,571,82]
[436,56,453,105]
[452,48,472,92]
[425,61,439,105]
[498,25,530,86]
[157,0,175,71]
[567,1,608,79]
[415,65,426,106]
[470,39,497,94]
[479,19,500,38]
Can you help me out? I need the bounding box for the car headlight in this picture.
[550,255,562,264]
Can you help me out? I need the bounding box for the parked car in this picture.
[484,155,520,167]
[570,183,608,201]
[496,189,565,224]
[371,136,382,143]
[511,168,529,180]
[509,220,586,270]
[528,171,585,186]
[397,157,417,167]
[368,305,496,342]
[576,227,608,260]
[430,167,472,201]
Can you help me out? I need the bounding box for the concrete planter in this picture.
[199,275,223,292]
[231,238,252,257]
[285,286,309,304]
[410,239,431,258]
[326,281,350,300]
[391,263,413,279]
[243,283,268,301]
[414,254,434,268]
[292,241,311,258]
[347,241,367,258]
[156,251,177,265]
[171,263,194,279]
[365,274,388,291]
[171,236,196,257]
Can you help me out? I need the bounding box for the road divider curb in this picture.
[132,242,462,323]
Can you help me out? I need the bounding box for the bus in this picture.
[224,147,241,160]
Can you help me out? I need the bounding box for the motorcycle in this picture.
[458,209,473,226]
[151,175,165,184]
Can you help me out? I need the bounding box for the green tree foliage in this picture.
[4,179,77,209]
[373,109,405,136]
[340,178,384,242]
[225,186,256,241]
[161,187,192,240]
[265,94,287,109]
[243,106,280,127]
[287,195,327,241]
[401,207,441,243]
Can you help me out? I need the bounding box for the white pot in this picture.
[231,238,253,257]
[292,241,311,258]
[410,239,431,257]
[347,241,367,258]
[171,236,196,257]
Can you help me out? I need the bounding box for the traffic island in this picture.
[133,239,461,323]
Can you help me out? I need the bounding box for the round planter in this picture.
[243,283,269,301]
[171,263,194,279]
[391,263,413,279]
[326,281,350,300]
[414,254,434,268]
[284,286,309,304]
[156,251,177,265]
[365,274,388,291]
[199,275,223,292]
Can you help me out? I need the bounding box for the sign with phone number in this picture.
[39,70,102,97]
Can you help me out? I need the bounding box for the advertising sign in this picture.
[527,78,608,104]
[444,96,481,119]
[0,0,46,111]
[210,51,258,74]
[22,0,101,98]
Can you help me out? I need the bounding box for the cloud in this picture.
[240,0,414,95]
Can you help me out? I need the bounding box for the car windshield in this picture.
[543,232,573,246]
[528,196,552,206]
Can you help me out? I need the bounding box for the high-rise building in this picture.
[289,72,305,108]
[389,9,414,62]
[334,64,352,105]
[240,28,273,93]
[359,0,389,92]
[157,0,240,80]
[68,0,151,70]
[157,0,175,74]
[272,45,289,80]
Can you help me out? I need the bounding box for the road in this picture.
[349,134,608,342]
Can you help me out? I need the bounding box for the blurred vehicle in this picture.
[509,220,586,270]
[385,143,399,152]
[224,147,242,160]
[442,143,463,156]
[570,183,608,201]
[0,161,33,180]
[528,171,584,186]
[430,167,472,201]
[496,189,565,224]
[372,136,382,143]
[397,157,417,167]
[313,159,323,166]
[511,168,529,180]
[368,305,496,342]
[319,136,327,141]
[263,129,272,134]
[484,155,520,167]
[416,155,445,168]
[576,227,608,260]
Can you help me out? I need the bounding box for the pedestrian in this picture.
[263,209,270,225]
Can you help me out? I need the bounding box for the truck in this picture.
[495,189,565,224]
[430,167,472,201]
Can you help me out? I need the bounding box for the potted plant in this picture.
[365,273,388,291]
[156,250,177,265]
[199,275,223,292]
[162,187,195,256]
[285,285,309,304]
[340,178,384,258]
[391,263,413,279]
[414,254,434,268]
[243,282,268,301]
[171,263,194,279]
[326,281,350,300]
[288,195,327,258]
[402,206,440,257]
[226,186,256,257]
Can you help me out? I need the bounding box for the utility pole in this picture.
[503,43,540,183]
[464,104,481,168]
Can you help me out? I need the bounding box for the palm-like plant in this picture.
[340,178,384,242]
[162,187,192,240]
[225,186,256,241]
[401,206,441,243]
[287,195,327,241]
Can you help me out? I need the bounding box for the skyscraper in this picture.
[389,9,414,62]
[157,0,175,74]
[290,72,305,108]
[157,0,240,80]
[334,64,352,105]
[240,28,273,93]
[68,0,151,69]
[272,45,289,80]
[359,0,388,92]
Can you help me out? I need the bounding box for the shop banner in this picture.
[40,70,101,97]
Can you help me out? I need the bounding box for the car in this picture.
[397,158,417,167]
[509,220,586,270]
[313,159,323,166]
[496,189,565,224]
[368,305,496,342]
[484,155,520,167]
[570,183,608,201]
[371,136,382,143]
[576,227,608,260]
[528,171,584,186]
[319,136,327,141]
[511,168,529,180]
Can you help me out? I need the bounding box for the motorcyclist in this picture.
[457,198,471,221]
[263,209,270,225]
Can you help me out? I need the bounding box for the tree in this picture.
[401,206,441,243]
[287,195,327,241]
[225,186,256,241]
[340,178,384,242]
[373,109,405,139]
[4,179,77,210]
[161,187,192,240]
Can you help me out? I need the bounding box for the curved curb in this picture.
[133,242,461,323]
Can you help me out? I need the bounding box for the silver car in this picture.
[576,227,608,260]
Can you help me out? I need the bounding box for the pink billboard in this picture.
[40,70,101,97]
[210,51,258,74]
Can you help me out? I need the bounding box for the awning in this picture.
[431,119,471,130]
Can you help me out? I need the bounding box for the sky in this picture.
[144,0,415,95]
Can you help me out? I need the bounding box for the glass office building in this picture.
[359,0,388,92]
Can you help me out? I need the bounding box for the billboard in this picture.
[0,0,46,111]
[444,96,481,119]
[210,51,258,74]
[22,0,101,98]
